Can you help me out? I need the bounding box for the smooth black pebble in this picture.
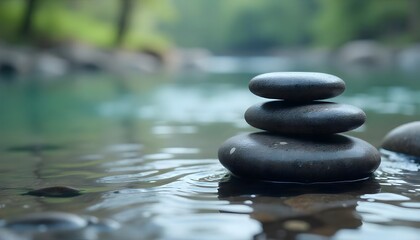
[218,132,381,183]
[249,72,345,101]
[23,186,82,198]
[245,101,366,135]
[381,121,420,157]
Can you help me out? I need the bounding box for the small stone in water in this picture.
[5,212,88,231]
[23,186,82,198]
[381,121,420,157]
[0,229,23,240]
[283,220,310,231]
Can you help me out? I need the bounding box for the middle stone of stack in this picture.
[245,72,366,135]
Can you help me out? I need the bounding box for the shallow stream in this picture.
[0,71,419,239]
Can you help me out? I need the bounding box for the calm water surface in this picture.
[0,70,419,239]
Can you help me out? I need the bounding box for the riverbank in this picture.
[1,40,420,78]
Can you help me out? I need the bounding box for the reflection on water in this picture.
[218,176,380,239]
[340,86,420,115]
[101,85,259,124]
[0,72,420,239]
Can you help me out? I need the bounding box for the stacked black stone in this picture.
[218,72,381,183]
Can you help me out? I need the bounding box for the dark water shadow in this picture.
[6,144,63,153]
[218,175,381,239]
[218,174,380,198]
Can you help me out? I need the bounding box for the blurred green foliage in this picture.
[0,0,418,52]
[0,0,174,51]
[165,0,420,52]
[314,0,419,47]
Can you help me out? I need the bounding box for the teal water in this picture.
[0,71,419,239]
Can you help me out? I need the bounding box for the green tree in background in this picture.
[19,0,39,39]
[228,0,317,52]
[115,0,134,47]
[313,0,420,47]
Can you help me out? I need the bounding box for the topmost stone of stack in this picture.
[249,72,345,101]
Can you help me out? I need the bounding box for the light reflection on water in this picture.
[100,83,420,122]
[0,72,420,239]
[339,86,420,115]
[101,85,259,124]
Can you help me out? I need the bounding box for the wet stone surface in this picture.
[218,132,381,183]
[249,72,345,101]
[4,212,88,231]
[1,212,120,240]
[245,101,366,135]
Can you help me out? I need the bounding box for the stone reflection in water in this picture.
[218,175,381,239]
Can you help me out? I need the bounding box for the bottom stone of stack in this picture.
[218,132,381,183]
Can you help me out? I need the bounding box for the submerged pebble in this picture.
[5,212,88,231]
[283,220,311,231]
[3,211,119,234]
[0,229,25,240]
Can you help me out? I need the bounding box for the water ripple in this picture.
[90,157,239,221]
[152,213,262,240]
[161,148,200,154]
[361,193,410,201]
[98,170,159,183]
[88,143,420,239]
[335,223,420,240]
[357,201,420,222]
